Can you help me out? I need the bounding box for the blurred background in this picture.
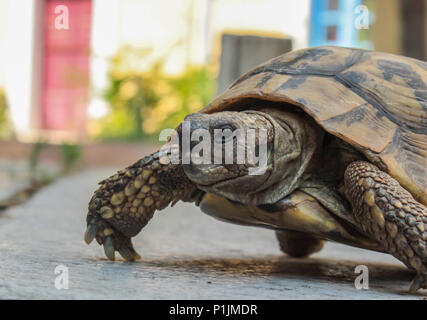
[0,0,425,203]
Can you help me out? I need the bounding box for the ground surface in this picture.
[0,167,426,299]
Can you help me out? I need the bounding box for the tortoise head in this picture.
[174,108,322,205]
[178,110,274,184]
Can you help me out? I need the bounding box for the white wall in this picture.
[212,0,310,50]
[3,0,38,139]
[0,0,11,87]
[90,0,310,76]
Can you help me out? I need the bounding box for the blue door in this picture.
[309,0,368,48]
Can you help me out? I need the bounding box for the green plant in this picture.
[143,66,216,138]
[92,46,216,141]
[1,141,82,210]
[60,143,82,174]
[29,141,48,182]
[28,141,82,183]
[0,88,13,139]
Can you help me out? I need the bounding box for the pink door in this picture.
[41,0,92,135]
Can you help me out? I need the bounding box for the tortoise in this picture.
[85,46,427,292]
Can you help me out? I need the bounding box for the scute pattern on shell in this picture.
[201,46,427,206]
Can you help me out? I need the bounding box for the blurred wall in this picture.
[88,0,311,120]
[90,0,310,78]
[425,2,427,59]
[371,0,427,60]
[0,0,311,142]
[0,1,11,87]
[6,0,426,144]
[401,0,426,60]
[372,0,402,56]
[3,0,41,141]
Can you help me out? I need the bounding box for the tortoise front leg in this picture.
[344,161,427,292]
[85,149,201,261]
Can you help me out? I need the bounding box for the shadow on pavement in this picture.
[94,254,425,297]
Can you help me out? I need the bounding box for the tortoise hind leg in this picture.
[275,230,325,258]
[344,161,427,293]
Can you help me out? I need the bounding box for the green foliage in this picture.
[60,143,82,174]
[28,141,82,183]
[0,88,13,139]
[28,141,52,184]
[159,67,216,133]
[29,141,47,175]
[92,46,216,141]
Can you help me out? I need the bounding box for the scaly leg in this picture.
[344,161,427,292]
[84,148,202,261]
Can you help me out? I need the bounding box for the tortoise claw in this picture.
[117,239,140,261]
[84,224,98,244]
[85,214,140,261]
[118,245,135,262]
[85,147,198,262]
[409,274,427,293]
[103,236,116,261]
[128,246,141,261]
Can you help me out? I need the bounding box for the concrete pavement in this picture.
[0,168,425,299]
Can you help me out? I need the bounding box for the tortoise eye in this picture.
[214,125,235,144]
[218,124,234,132]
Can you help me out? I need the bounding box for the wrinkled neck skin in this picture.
[257,107,324,203]
[193,108,324,205]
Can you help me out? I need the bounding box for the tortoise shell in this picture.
[201,46,427,206]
